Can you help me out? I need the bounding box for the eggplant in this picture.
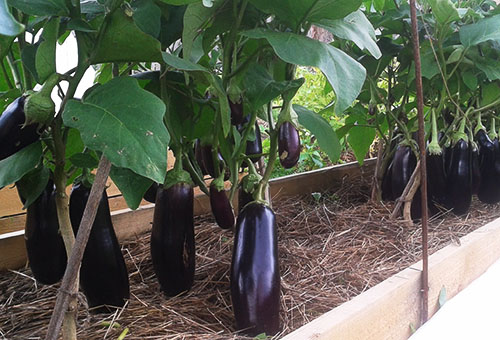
[390,145,417,199]
[471,146,481,195]
[278,121,300,169]
[426,153,447,206]
[199,143,227,179]
[24,179,67,284]
[143,182,159,203]
[381,159,394,201]
[229,98,244,125]
[69,183,130,313]
[151,182,195,296]
[245,122,263,163]
[0,97,40,161]
[210,180,235,229]
[238,187,254,214]
[477,131,500,203]
[230,202,280,336]
[445,139,472,214]
[194,139,208,176]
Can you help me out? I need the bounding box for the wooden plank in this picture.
[282,216,500,340]
[0,231,27,271]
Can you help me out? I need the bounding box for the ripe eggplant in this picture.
[426,152,447,206]
[199,143,227,179]
[476,130,499,203]
[245,122,263,163]
[471,146,481,195]
[194,139,208,176]
[390,145,417,199]
[151,182,195,296]
[69,183,130,313]
[381,159,394,201]
[229,98,244,126]
[24,180,67,284]
[445,139,472,214]
[230,202,280,336]
[0,97,40,160]
[210,179,235,229]
[238,188,254,214]
[278,121,300,169]
[143,182,159,203]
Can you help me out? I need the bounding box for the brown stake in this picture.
[409,0,430,324]
[45,156,112,340]
[390,161,421,220]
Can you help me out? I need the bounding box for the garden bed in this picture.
[2,164,500,339]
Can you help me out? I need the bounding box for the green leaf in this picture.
[244,63,304,111]
[16,166,50,209]
[21,42,40,83]
[62,77,169,183]
[157,0,198,4]
[294,104,341,162]
[249,0,362,29]
[66,18,97,32]
[460,14,500,47]
[69,152,99,168]
[0,34,14,60]
[8,0,68,16]
[0,142,42,188]
[0,0,24,36]
[132,0,161,38]
[91,9,162,63]
[462,70,477,90]
[36,18,58,83]
[183,0,224,61]
[346,115,376,165]
[161,52,230,136]
[243,29,366,113]
[110,166,153,210]
[316,10,381,59]
[475,59,500,81]
[424,0,459,26]
[480,83,500,107]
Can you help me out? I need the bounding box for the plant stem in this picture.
[1,61,14,89]
[6,52,22,90]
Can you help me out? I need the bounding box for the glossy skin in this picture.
[70,183,130,313]
[278,122,300,169]
[381,160,393,201]
[391,145,417,199]
[245,122,263,163]
[229,98,244,125]
[24,180,67,284]
[445,139,472,215]
[143,182,159,203]
[0,97,40,160]
[230,203,280,336]
[238,188,253,214]
[151,183,195,296]
[426,153,447,206]
[210,183,235,229]
[477,131,500,203]
[471,147,481,195]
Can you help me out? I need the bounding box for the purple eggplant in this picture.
[278,122,300,169]
[230,202,280,336]
[210,180,235,229]
[476,130,498,203]
[246,122,263,163]
[426,153,447,206]
[471,146,481,195]
[445,139,472,214]
[151,182,195,296]
[24,179,67,284]
[143,182,159,203]
[390,145,417,199]
[229,98,244,125]
[0,97,40,160]
[381,159,394,201]
[70,183,130,313]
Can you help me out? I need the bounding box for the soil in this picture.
[2,177,500,339]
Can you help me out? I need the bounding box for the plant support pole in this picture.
[45,156,112,340]
[409,0,429,324]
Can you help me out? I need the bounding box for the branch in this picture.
[45,156,112,340]
[390,161,421,220]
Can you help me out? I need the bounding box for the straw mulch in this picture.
[2,179,500,340]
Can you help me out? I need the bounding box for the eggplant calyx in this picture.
[489,117,498,141]
[241,173,261,196]
[211,175,225,192]
[23,73,59,126]
[474,113,486,136]
[276,101,299,129]
[427,140,442,156]
[164,169,193,189]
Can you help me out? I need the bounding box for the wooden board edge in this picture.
[281,216,500,340]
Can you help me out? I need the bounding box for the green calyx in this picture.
[428,108,442,156]
[227,80,242,104]
[474,112,486,136]
[452,118,468,144]
[241,173,261,195]
[489,117,498,141]
[163,169,193,189]
[211,174,226,192]
[276,101,299,129]
[24,73,59,126]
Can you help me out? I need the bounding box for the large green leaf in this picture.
[424,0,459,26]
[21,42,40,83]
[182,0,224,61]
[249,0,362,29]
[316,10,381,59]
[162,52,230,137]
[0,142,42,188]
[0,0,24,36]
[345,112,376,165]
[91,9,162,63]
[62,77,169,183]
[460,14,500,47]
[8,0,68,16]
[244,63,304,110]
[243,29,366,113]
[36,18,58,83]
[110,166,153,210]
[157,0,198,4]
[16,166,50,209]
[132,0,161,38]
[294,105,341,162]
[475,58,500,81]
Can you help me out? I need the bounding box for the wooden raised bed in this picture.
[2,158,500,339]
